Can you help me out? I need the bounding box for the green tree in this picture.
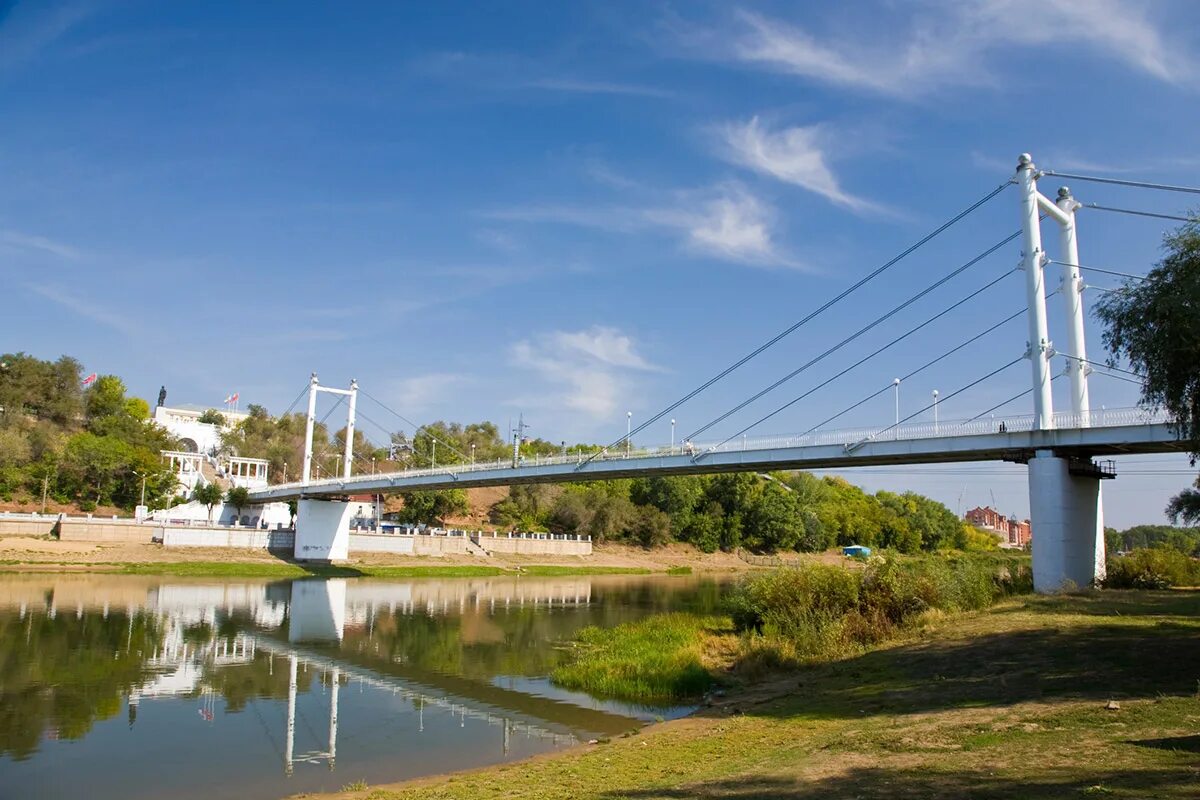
[226,486,251,518]
[197,408,226,425]
[84,375,128,424]
[397,489,469,526]
[1096,218,1200,522]
[192,482,224,522]
[744,482,802,552]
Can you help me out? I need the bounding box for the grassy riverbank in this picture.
[319,588,1200,800]
[551,613,724,703]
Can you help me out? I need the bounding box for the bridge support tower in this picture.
[1018,154,1106,592]
[295,498,353,562]
[1028,451,1107,591]
[296,373,358,562]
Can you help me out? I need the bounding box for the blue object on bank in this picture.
[842,545,871,558]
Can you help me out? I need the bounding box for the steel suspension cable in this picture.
[684,232,1021,442]
[793,302,1038,438]
[279,383,314,418]
[966,387,1035,422]
[1041,170,1200,196]
[1083,204,1197,223]
[851,356,1026,445]
[357,387,472,463]
[1058,353,1146,380]
[1048,260,1149,282]
[576,180,1015,468]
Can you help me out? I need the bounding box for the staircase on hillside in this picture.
[464,536,492,558]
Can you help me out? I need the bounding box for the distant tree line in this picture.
[400,471,998,554]
[1105,524,1200,557]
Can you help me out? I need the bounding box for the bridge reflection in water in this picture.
[0,573,710,793]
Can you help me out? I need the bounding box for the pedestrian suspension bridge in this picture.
[245,154,1197,593]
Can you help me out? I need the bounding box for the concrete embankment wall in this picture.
[1,514,589,557]
[162,527,296,549]
[473,533,592,556]
[0,516,57,537]
[60,518,156,544]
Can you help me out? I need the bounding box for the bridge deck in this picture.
[248,409,1185,502]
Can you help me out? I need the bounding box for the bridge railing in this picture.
[262,406,1169,494]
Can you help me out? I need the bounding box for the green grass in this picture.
[319,590,1200,800]
[550,613,725,704]
[517,565,653,576]
[666,565,693,575]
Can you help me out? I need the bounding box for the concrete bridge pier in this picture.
[1029,449,1106,592]
[294,498,353,562]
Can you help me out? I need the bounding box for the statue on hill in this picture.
[157,386,167,407]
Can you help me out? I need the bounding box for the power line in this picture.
[1083,203,1197,223]
[685,232,1021,442]
[577,180,1015,468]
[1041,170,1200,196]
[689,265,1019,445]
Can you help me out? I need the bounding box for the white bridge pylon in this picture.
[1017,153,1105,592]
[1016,153,1091,430]
[296,374,359,562]
[302,373,358,483]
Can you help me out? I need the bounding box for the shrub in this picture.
[729,554,1034,662]
[1104,548,1200,589]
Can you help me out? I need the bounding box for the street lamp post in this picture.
[670,419,676,453]
[432,440,437,469]
[470,443,476,466]
[626,411,632,456]
[283,462,288,483]
[932,389,940,434]
[892,378,901,439]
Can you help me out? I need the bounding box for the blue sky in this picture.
[2,0,1199,527]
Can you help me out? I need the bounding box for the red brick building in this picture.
[965,506,1031,548]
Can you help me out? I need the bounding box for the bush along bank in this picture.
[550,553,1033,704]
[1103,547,1200,589]
[729,553,1033,669]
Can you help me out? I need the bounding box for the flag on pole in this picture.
[82,373,97,387]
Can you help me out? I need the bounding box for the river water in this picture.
[0,573,729,800]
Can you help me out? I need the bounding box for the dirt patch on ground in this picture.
[0,536,757,571]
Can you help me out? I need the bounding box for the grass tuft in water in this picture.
[550,613,724,704]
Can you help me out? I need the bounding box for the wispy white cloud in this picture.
[486,183,806,270]
[715,117,876,212]
[24,283,139,336]
[718,1,1195,97]
[0,229,83,259]
[522,77,673,98]
[385,373,470,415]
[511,327,657,419]
[411,50,672,100]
